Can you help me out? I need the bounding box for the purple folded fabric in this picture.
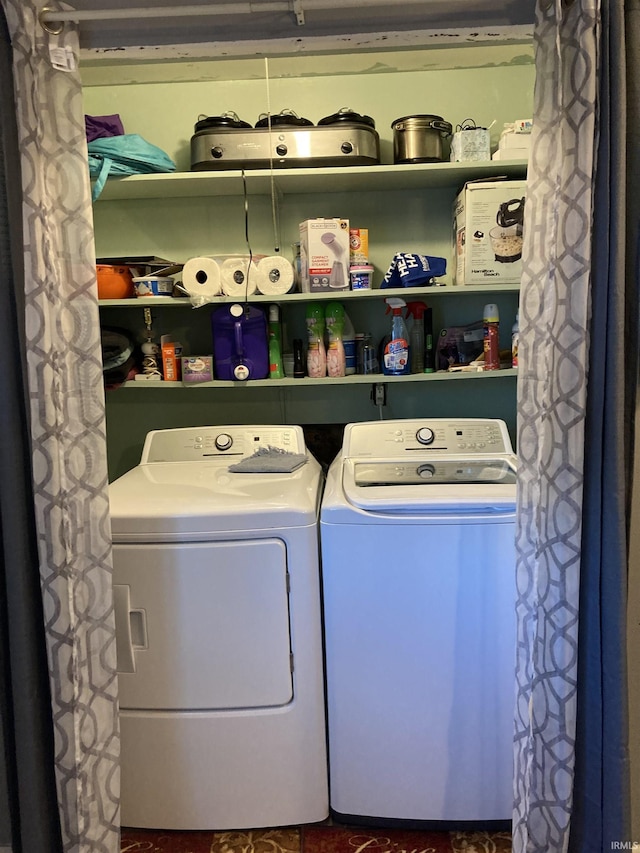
[85,114,125,142]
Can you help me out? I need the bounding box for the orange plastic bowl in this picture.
[96,264,134,299]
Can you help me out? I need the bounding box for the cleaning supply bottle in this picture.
[305,303,326,378]
[268,304,284,379]
[383,297,410,376]
[293,338,305,377]
[423,306,435,373]
[343,310,356,375]
[511,311,519,368]
[406,301,428,373]
[483,303,500,371]
[325,302,346,377]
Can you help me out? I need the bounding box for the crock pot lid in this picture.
[392,114,452,129]
[194,112,252,132]
[255,110,313,128]
[318,107,375,128]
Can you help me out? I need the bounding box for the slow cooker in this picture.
[391,114,453,164]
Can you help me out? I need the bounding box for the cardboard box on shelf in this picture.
[299,218,350,292]
[182,356,213,383]
[498,132,532,151]
[452,180,527,285]
[161,335,183,381]
[492,148,530,161]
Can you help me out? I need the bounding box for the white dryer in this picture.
[109,425,328,830]
[320,418,517,828]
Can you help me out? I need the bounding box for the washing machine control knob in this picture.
[215,433,233,451]
[417,464,435,479]
[416,427,435,445]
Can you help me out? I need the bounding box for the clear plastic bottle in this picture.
[343,310,357,375]
[483,302,500,371]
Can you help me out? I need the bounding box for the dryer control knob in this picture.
[416,427,435,445]
[417,464,435,479]
[215,433,233,451]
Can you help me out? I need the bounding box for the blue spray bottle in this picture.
[382,297,410,376]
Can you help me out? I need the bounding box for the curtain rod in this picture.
[41,4,291,25]
[40,0,445,28]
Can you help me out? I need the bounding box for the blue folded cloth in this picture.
[381,252,447,288]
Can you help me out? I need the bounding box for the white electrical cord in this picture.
[264,57,281,255]
[241,168,253,309]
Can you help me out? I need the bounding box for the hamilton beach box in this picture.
[452,179,527,285]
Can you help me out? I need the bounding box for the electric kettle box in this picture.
[299,218,350,292]
[452,180,527,285]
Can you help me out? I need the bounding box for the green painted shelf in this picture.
[98,283,520,308]
[118,369,518,389]
[95,160,528,201]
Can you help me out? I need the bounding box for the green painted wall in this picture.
[83,51,534,479]
[83,60,534,172]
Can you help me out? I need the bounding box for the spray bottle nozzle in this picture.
[405,301,428,320]
[385,297,406,315]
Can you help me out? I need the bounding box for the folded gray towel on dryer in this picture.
[228,446,309,474]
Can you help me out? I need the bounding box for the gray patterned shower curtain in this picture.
[0,1,120,851]
[514,1,637,851]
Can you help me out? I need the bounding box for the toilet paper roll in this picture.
[181,256,222,299]
[220,257,259,297]
[256,256,296,295]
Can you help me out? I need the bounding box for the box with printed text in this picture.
[452,180,527,285]
[299,218,350,292]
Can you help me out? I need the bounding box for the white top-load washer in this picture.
[320,418,517,828]
[109,425,328,830]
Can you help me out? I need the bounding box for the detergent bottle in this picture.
[305,303,327,378]
[268,304,284,379]
[383,297,410,376]
[406,301,428,374]
[325,302,346,377]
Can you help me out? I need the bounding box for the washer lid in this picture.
[342,455,517,513]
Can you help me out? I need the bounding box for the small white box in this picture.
[492,148,530,161]
[299,218,350,292]
[499,132,532,151]
[452,180,527,285]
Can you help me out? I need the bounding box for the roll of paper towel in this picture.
[220,257,259,297]
[181,257,222,299]
[256,255,296,295]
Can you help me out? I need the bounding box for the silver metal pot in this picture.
[391,114,453,164]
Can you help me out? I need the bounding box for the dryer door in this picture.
[113,538,293,710]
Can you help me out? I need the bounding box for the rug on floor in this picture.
[120,825,512,853]
[302,826,512,853]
